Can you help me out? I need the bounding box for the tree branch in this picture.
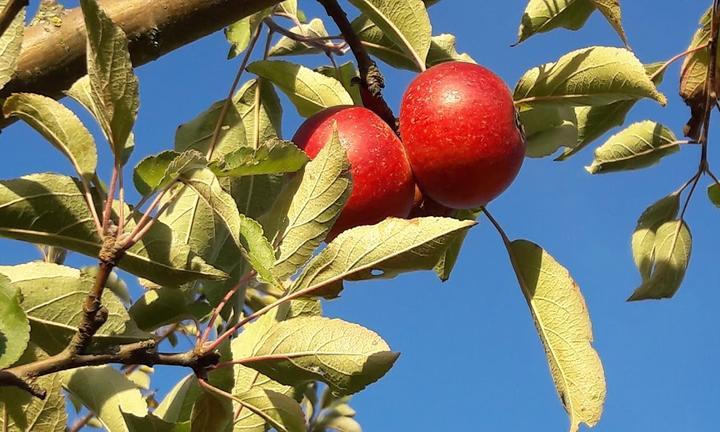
[0,0,283,111]
[0,0,26,39]
[316,0,398,133]
[0,340,220,399]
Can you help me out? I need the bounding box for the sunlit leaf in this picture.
[508,240,605,432]
[519,105,578,158]
[514,47,666,106]
[629,220,692,301]
[210,139,308,177]
[515,0,595,45]
[79,0,139,160]
[133,150,207,196]
[242,317,398,395]
[122,413,190,432]
[590,0,628,46]
[0,262,150,353]
[3,93,98,180]
[232,388,305,432]
[679,7,715,138]
[269,18,330,57]
[268,128,352,281]
[709,183,720,208]
[316,62,363,106]
[585,121,680,174]
[63,366,147,432]
[347,0,432,70]
[290,217,476,298]
[433,209,480,281]
[0,173,226,286]
[247,60,354,117]
[225,8,271,59]
[631,193,680,280]
[0,344,66,432]
[129,287,210,332]
[0,275,29,369]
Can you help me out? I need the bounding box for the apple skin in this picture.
[399,61,526,209]
[292,106,415,240]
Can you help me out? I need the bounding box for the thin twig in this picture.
[68,412,94,432]
[263,17,347,54]
[316,0,398,133]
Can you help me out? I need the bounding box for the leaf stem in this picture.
[206,22,263,160]
[101,165,119,235]
[651,42,710,81]
[198,271,257,348]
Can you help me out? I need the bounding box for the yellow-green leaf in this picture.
[0,275,29,369]
[629,220,692,301]
[631,193,680,281]
[247,60,354,117]
[4,93,98,180]
[290,217,476,298]
[709,183,720,208]
[585,121,680,174]
[514,46,666,107]
[508,240,605,432]
[515,0,595,45]
[79,0,139,160]
[0,0,25,90]
[519,105,578,158]
[590,0,628,46]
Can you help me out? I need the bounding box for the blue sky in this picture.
[2,1,720,431]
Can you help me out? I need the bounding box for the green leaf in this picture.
[122,413,190,432]
[63,366,148,432]
[190,389,233,432]
[243,317,398,395]
[269,128,352,281]
[0,0,25,90]
[585,121,680,174]
[269,18,329,57]
[232,389,305,432]
[129,287,210,332]
[519,105,578,158]
[0,344,67,432]
[210,138,308,177]
[352,15,473,72]
[65,76,135,164]
[154,375,201,424]
[433,209,480,281]
[590,0,629,46]
[629,220,692,301]
[83,267,132,305]
[79,0,139,160]
[0,275,29,369]
[709,183,720,208]
[631,193,681,280]
[134,150,207,196]
[347,0,431,70]
[515,0,595,45]
[508,240,605,432]
[225,9,271,59]
[555,62,666,161]
[231,312,296,432]
[319,416,362,432]
[247,60,354,117]
[175,101,246,162]
[180,168,279,287]
[514,47,667,107]
[3,93,98,180]
[0,262,150,353]
[275,1,299,18]
[316,62,363,106]
[290,217,476,298]
[0,173,227,286]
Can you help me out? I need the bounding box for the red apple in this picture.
[399,61,525,209]
[292,106,415,239]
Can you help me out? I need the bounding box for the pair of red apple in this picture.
[293,61,526,239]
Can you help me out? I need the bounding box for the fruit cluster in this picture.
[292,61,526,240]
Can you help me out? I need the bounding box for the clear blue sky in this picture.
[3,1,720,431]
